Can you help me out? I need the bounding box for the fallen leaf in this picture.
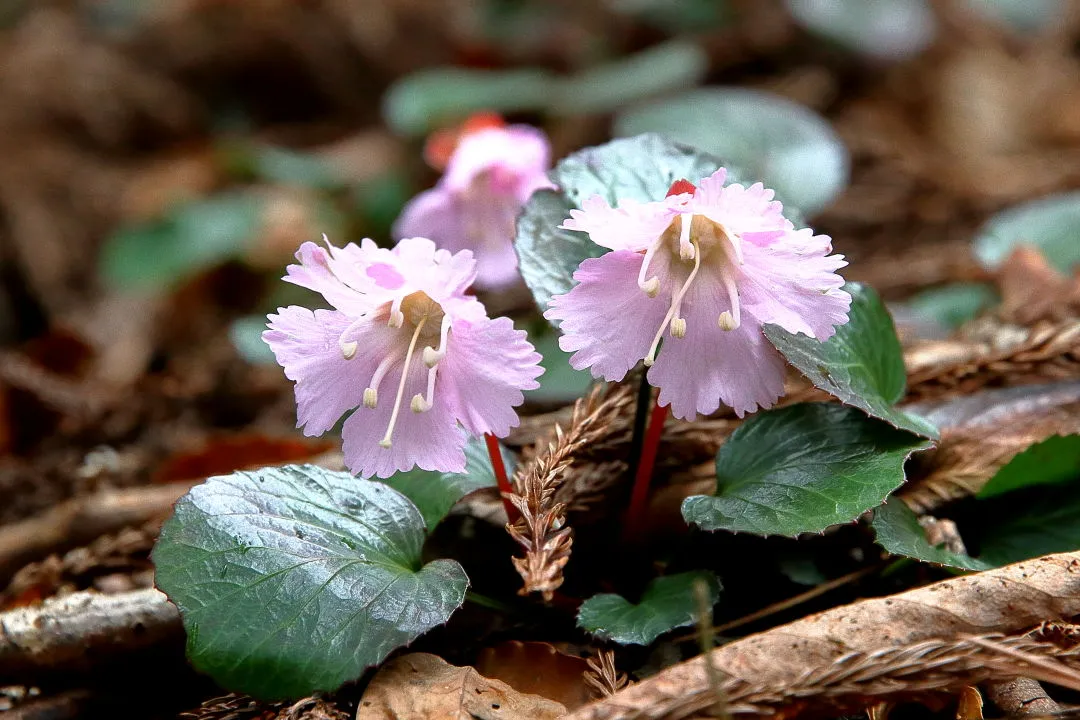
[355,653,567,720]
[475,641,593,710]
[151,434,335,484]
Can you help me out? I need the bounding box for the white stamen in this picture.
[718,266,742,330]
[410,394,429,413]
[670,317,686,338]
[678,213,696,260]
[422,314,452,367]
[379,317,427,448]
[644,240,702,367]
[340,340,358,359]
[721,224,744,264]
[388,296,405,328]
[637,239,662,296]
[363,350,401,408]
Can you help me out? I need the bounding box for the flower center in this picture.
[338,291,452,449]
[640,213,746,367]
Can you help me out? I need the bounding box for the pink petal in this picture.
[437,316,543,437]
[545,251,670,382]
[263,306,370,436]
[393,188,460,249]
[647,279,786,419]
[339,339,468,478]
[561,196,677,253]
[691,174,792,235]
[737,239,851,340]
[443,125,551,194]
[284,242,379,315]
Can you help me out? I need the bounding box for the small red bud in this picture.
[666,179,697,197]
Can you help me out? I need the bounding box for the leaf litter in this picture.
[2,1,1080,719]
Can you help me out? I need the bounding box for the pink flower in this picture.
[393,117,553,291]
[263,236,544,478]
[545,170,851,420]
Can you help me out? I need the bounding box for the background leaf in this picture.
[524,330,597,403]
[381,437,514,531]
[973,190,1080,272]
[614,87,848,215]
[784,0,936,61]
[682,403,933,536]
[515,134,725,315]
[153,464,468,699]
[765,283,939,438]
[101,193,262,289]
[975,482,1080,566]
[904,282,998,330]
[965,0,1066,33]
[577,571,720,645]
[978,434,1080,499]
[871,501,992,571]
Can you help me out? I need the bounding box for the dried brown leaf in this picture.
[475,640,593,711]
[567,551,1080,720]
[355,653,567,720]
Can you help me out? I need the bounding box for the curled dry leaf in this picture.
[355,653,567,720]
[567,551,1080,720]
[997,246,1080,326]
[900,381,1080,512]
[475,640,594,710]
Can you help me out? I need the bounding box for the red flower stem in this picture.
[624,396,669,540]
[485,433,518,523]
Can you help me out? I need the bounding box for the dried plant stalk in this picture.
[585,650,630,699]
[567,551,1080,720]
[506,384,635,599]
[905,320,1080,403]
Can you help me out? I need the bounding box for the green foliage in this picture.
[577,572,721,645]
[977,483,1080,566]
[871,501,991,571]
[966,0,1065,33]
[615,88,848,216]
[101,193,262,289]
[765,283,939,439]
[784,0,936,60]
[524,331,596,404]
[683,403,932,536]
[906,283,998,330]
[974,190,1080,272]
[381,437,513,531]
[516,134,726,315]
[979,435,1080,499]
[229,315,276,365]
[153,465,468,699]
[382,42,707,136]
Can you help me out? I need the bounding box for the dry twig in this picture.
[567,551,1080,720]
[506,384,635,599]
[0,588,181,684]
[585,651,630,699]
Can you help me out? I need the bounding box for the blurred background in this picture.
[1,0,1079,586]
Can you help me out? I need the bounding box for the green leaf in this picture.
[965,0,1065,33]
[515,134,726,314]
[978,435,1080,499]
[577,572,721,645]
[229,315,276,365]
[382,67,557,135]
[784,0,936,61]
[977,481,1080,566]
[615,88,848,216]
[682,403,933,536]
[249,145,343,191]
[906,282,998,330]
[973,190,1080,273]
[153,465,468,699]
[101,193,262,289]
[525,331,596,403]
[609,0,732,32]
[765,283,939,439]
[871,501,992,571]
[381,437,513,531]
[553,40,708,116]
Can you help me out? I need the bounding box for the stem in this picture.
[625,371,653,484]
[485,433,518,523]
[623,394,668,540]
[465,590,516,614]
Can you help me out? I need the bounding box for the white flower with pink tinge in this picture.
[264,236,543,478]
[393,118,553,291]
[545,169,851,420]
